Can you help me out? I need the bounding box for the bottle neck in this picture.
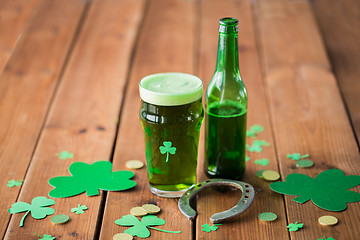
[215,32,239,74]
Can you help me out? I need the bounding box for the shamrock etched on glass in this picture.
[159,141,176,162]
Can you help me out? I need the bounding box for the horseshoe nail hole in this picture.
[244,195,249,199]
[245,189,250,193]
[197,184,202,187]
[205,180,211,183]
[245,185,249,188]
[185,192,190,196]
[190,188,194,191]
[242,200,247,204]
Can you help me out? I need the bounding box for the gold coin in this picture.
[262,170,280,181]
[318,215,338,226]
[130,207,147,216]
[142,204,161,214]
[113,233,133,240]
[125,160,144,169]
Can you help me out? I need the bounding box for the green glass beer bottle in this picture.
[204,17,248,180]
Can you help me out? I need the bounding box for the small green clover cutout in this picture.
[318,236,335,240]
[8,196,55,227]
[201,223,222,232]
[247,124,264,138]
[34,233,55,240]
[71,204,87,214]
[287,153,309,160]
[55,151,73,160]
[115,215,181,238]
[245,156,250,162]
[246,140,270,152]
[287,221,303,231]
[7,179,24,187]
[159,141,176,162]
[254,159,269,166]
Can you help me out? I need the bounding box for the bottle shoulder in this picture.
[206,71,247,105]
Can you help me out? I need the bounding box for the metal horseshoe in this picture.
[178,179,255,223]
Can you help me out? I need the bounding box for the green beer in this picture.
[204,18,248,180]
[139,73,203,198]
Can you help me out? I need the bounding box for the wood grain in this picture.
[196,0,289,239]
[0,0,41,72]
[99,0,196,239]
[0,0,87,238]
[311,0,360,144]
[4,0,144,239]
[255,0,360,239]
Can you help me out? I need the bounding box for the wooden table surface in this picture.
[1,0,359,239]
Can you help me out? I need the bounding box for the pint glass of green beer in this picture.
[139,73,204,198]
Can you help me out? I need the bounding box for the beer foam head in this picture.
[139,73,203,106]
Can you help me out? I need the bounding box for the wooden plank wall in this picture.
[255,0,360,239]
[311,0,360,144]
[4,0,144,238]
[0,0,87,237]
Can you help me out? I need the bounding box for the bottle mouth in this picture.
[219,17,238,33]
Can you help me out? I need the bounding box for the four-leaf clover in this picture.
[270,169,360,211]
[71,204,88,214]
[159,141,176,162]
[55,151,73,160]
[48,161,136,198]
[8,196,55,227]
[287,221,303,231]
[201,223,222,232]
[7,179,24,187]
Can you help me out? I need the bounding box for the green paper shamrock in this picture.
[246,140,270,152]
[245,156,250,162]
[318,236,335,240]
[115,215,181,238]
[201,223,222,232]
[7,179,24,187]
[287,153,309,160]
[254,159,269,166]
[55,151,73,160]
[270,169,360,211]
[8,196,55,227]
[34,233,55,240]
[48,161,136,198]
[71,204,87,214]
[246,124,264,138]
[159,141,176,162]
[287,221,303,231]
